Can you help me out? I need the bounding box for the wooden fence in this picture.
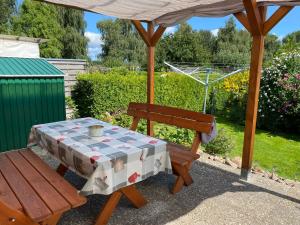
[47,59,87,118]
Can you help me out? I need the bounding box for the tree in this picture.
[214,17,251,67]
[156,23,215,70]
[12,0,64,58]
[0,0,16,34]
[283,31,300,45]
[97,19,145,68]
[57,7,88,59]
[264,34,281,63]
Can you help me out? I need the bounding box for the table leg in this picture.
[56,164,68,177]
[95,191,122,225]
[121,185,147,208]
[95,185,147,225]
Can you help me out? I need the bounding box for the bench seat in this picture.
[0,148,86,225]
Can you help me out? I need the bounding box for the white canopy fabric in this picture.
[43,0,299,26]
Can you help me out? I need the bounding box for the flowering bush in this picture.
[221,71,249,124]
[258,48,300,132]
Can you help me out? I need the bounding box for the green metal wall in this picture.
[0,78,65,152]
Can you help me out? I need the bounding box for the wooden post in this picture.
[240,0,266,180]
[132,20,166,137]
[236,2,292,180]
[241,34,265,179]
[147,22,155,136]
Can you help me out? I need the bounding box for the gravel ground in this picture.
[33,148,300,225]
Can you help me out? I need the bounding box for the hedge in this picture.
[72,71,229,118]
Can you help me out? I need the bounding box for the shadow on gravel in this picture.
[56,159,300,225]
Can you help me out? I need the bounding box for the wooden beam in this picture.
[263,6,293,35]
[147,22,155,136]
[132,21,166,136]
[132,20,151,47]
[243,0,263,35]
[258,6,267,23]
[234,12,251,33]
[241,35,265,179]
[151,26,166,46]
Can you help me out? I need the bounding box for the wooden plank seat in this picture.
[127,102,214,194]
[0,149,87,225]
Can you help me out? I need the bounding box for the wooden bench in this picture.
[0,149,87,225]
[127,102,215,194]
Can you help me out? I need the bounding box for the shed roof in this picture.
[42,0,300,26]
[0,57,64,76]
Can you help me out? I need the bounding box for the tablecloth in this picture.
[28,118,172,195]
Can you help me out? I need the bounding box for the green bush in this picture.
[204,128,235,156]
[156,126,194,146]
[72,72,228,118]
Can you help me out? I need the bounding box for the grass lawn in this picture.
[217,117,300,180]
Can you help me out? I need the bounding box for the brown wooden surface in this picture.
[243,0,262,35]
[120,185,147,208]
[127,106,213,134]
[128,102,214,123]
[240,1,265,176]
[95,192,122,225]
[0,172,23,211]
[128,103,206,193]
[236,2,291,178]
[0,149,86,225]
[233,12,251,32]
[0,154,52,222]
[151,26,167,46]
[132,21,167,136]
[132,20,151,46]
[0,201,38,225]
[20,150,87,208]
[147,22,155,136]
[95,185,147,225]
[263,6,293,35]
[242,34,265,174]
[6,151,71,214]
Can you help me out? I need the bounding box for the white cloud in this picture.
[165,26,176,34]
[211,28,219,37]
[84,31,103,60]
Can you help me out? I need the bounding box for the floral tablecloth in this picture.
[28,118,172,195]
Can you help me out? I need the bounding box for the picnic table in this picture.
[28,117,172,225]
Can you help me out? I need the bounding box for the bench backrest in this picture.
[127,102,215,154]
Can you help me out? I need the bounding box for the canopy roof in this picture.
[43,0,299,26]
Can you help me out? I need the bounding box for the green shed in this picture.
[0,57,66,152]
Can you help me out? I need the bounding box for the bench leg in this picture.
[171,164,194,194]
[95,185,147,225]
[56,164,68,177]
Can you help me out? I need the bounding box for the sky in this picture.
[15,0,300,60]
[85,6,300,59]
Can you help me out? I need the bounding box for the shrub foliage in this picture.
[258,48,300,132]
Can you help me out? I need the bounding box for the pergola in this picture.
[41,0,299,180]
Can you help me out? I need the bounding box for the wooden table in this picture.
[29,118,172,225]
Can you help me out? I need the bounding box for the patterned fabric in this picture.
[28,118,172,195]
